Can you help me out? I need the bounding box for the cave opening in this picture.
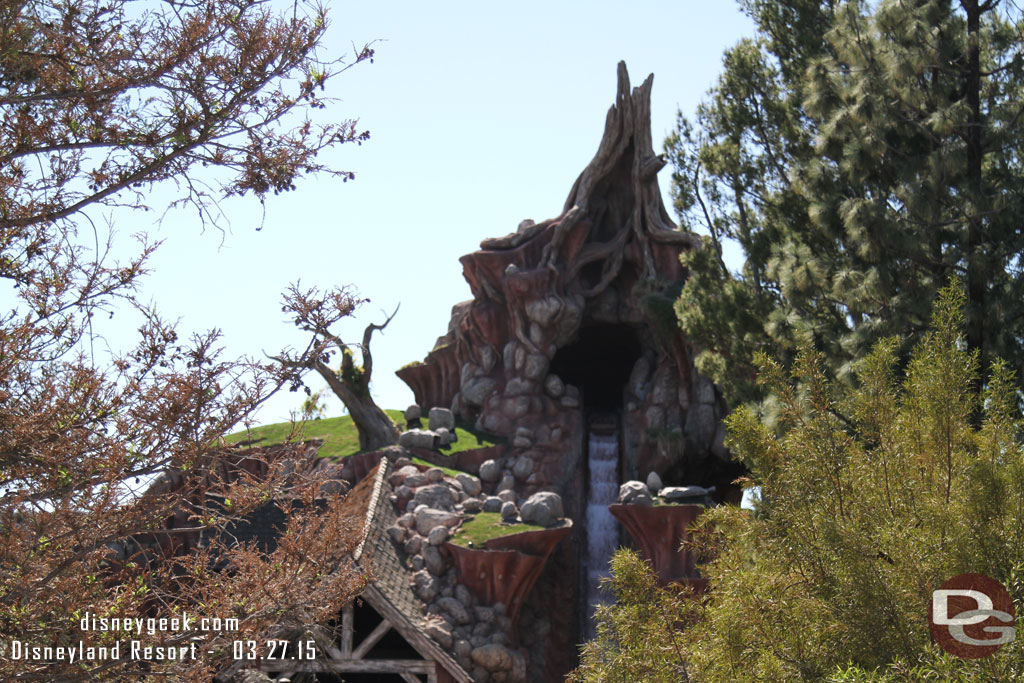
[549,323,642,411]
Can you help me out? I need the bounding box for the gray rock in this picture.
[438,596,471,625]
[427,525,449,546]
[396,512,414,529]
[660,485,716,505]
[474,606,495,623]
[482,496,503,512]
[435,427,454,445]
[503,377,533,396]
[560,394,580,408]
[512,456,534,480]
[412,484,455,511]
[428,407,455,431]
[500,501,518,522]
[399,429,439,450]
[471,643,513,672]
[404,404,422,421]
[394,456,413,469]
[511,436,532,448]
[455,583,473,607]
[519,491,564,527]
[389,464,420,486]
[386,525,406,544]
[543,374,565,398]
[619,481,653,505]
[479,459,501,482]
[403,473,427,487]
[472,621,492,638]
[424,620,453,649]
[462,497,483,513]
[413,570,438,602]
[413,507,460,535]
[426,467,445,483]
[455,638,472,661]
[496,489,516,504]
[646,471,664,493]
[457,473,482,497]
[523,354,548,380]
[462,377,498,407]
[403,535,423,556]
[524,296,560,326]
[498,473,515,493]
[423,545,445,575]
[410,555,424,571]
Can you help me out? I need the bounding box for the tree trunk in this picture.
[316,361,400,452]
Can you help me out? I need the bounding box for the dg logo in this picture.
[931,573,1016,658]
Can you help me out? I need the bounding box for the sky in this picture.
[101,1,756,428]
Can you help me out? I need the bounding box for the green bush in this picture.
[575,283,1024,682]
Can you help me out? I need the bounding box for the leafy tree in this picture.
[0,0,373,679]
[574,284,1024,682]
[668,0,1024,407]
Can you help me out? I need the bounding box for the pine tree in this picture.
[669,0,1024,407]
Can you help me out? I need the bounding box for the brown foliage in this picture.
[0,0,373,679]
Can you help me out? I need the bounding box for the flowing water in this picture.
[584,430,619,640]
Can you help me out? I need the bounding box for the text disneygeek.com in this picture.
[4,611,241,664]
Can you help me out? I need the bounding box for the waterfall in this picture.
[584,430,619,640]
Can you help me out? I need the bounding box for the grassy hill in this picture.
[224,409,501,460]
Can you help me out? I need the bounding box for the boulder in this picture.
[519,491,564,527]
[619,481,653,505]
[413,570,438,602]
[424,619,453,649]
[512,456,533,480]
[389,464,421,486]
[471,644,513,672]
[423,545,445,575]
[660,485,716,505]
[462,377,497,407]
[429,407,456,431]
[500,501,519,522]
[544,374,565,398]
[457,473,482,497]
[399,429,439,450]
[646,471,663,493]
[403,535,423,556]
[427,525,449,546]
[403,473,427,488]
[479,459,501,482]
[404,404,422,421]
[414,507,460,535]
[425,467,445,483]
[412,484,455,511]
[462,497,483,513]
[498,472,515,493]
[482,496,503,513]
[437,596,471,625]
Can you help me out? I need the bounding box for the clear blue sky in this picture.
[118,1,756,427]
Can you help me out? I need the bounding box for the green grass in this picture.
[224,409,500,460]
[450,512,546,548]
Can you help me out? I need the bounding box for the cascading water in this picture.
[584,430,620,640]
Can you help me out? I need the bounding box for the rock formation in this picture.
[396,62,746,676]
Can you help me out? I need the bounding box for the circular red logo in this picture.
[930,573,1015,658]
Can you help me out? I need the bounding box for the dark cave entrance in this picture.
[549,323,642,412]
